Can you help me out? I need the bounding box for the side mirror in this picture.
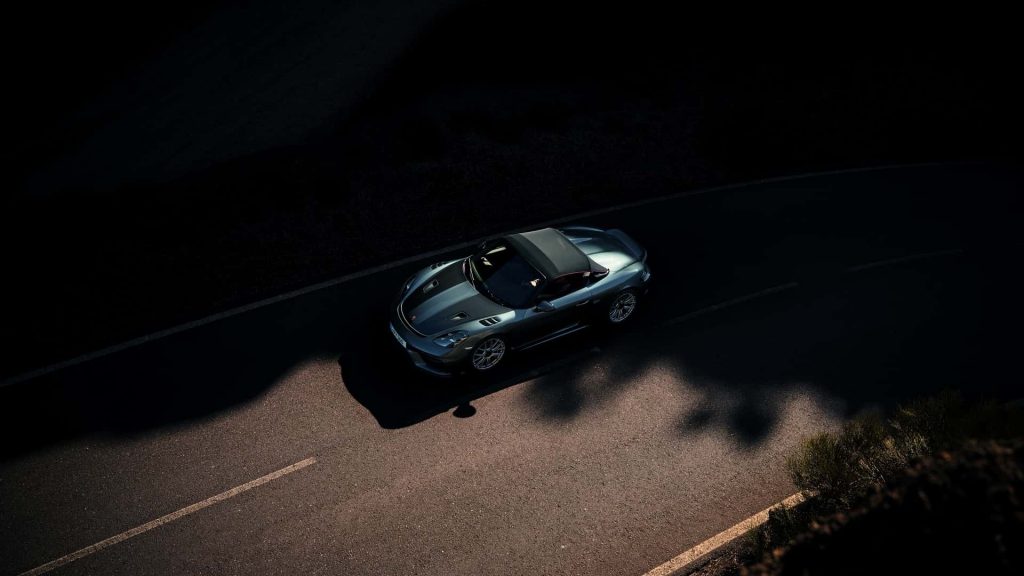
[592,268,609,279]
[534,300,555,313]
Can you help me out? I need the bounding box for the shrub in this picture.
[746,499,822,560]
[786,412,909,508]
[746,441,1024,575]
[787,392,1022,508]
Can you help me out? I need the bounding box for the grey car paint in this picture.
[389,226,651,375]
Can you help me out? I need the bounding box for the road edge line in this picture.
[642,491,810,576]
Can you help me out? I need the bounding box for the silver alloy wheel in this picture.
[608,291,637,323]
[471,337,506,370]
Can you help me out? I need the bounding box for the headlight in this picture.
[401,274,416,295]
[433,331,468,348]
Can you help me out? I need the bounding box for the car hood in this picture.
[400,261,508,336]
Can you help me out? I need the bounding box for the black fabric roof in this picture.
[504,228,590,279]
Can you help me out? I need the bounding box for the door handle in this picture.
[575,300,591,307]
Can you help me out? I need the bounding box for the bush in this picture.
[746,441,1024,575]
[786,412,911,508]
[893,391,1024,450]
[786,392,1022,508]
[700,395,1022,576]
[746,499,823,560]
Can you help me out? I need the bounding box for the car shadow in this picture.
[338,310,610,428]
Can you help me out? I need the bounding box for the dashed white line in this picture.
[642,491,810,576]
[662,247,966,328]
[663,283,800,326]
[843,248,964,273]
[18,457,317,576]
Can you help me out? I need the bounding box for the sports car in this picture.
[389,226,651,375]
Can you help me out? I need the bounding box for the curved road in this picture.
[1,164,1020,575]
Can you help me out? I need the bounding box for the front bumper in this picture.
[388,309,469,377]
[403,342,454,376]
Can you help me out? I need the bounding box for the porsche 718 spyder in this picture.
[389,226,651,375]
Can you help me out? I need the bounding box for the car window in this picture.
[470,240,544,308]
[539,273,588,301]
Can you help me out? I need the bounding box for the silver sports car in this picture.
[389,226,651,375]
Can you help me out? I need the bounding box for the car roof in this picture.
[503,228,591,279]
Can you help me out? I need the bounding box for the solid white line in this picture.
[1,161,961,388]
[17,457,317,576]
[663,283,800,326]
[642,491,809,576]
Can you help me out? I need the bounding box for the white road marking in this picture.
[843,248,964,273]
[642,491,809,576]
[2,162,955,388]
[663,247,966,328]
[18,457,317,576]
[663,283,800,326]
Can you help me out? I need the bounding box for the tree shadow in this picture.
[3,166,1018,463]
[0,262,433,462]
[520,256,1017,448]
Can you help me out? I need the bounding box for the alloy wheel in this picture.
[608,291,637,323]
[471,337,506,370]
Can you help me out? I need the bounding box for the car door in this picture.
[513,273,591,348]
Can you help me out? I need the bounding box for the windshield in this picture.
[468,240,544,308]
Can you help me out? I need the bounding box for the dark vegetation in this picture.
[6,2,218,185]
[747,441,1023,575]
[786,392,1023,508]
[692,393,1024,575]
[4,3,1021,377]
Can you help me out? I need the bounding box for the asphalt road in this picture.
[1,165,1020,575]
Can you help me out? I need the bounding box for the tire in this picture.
[606,289,638,324]
[470,336,507,371]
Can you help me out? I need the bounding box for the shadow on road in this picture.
[337,310,607,428]
[1,166,1019,462]
[0,292,344,461]
[7,1,1021,380]
[522,257,1015,446]
[340,249,1017,441]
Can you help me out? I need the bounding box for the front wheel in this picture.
[607,290,638,324]
[470,336,507,371]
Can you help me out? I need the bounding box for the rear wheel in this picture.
[607,290,638,324]
[470,336,506,371]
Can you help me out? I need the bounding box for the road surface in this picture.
[1,165,1019,575]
